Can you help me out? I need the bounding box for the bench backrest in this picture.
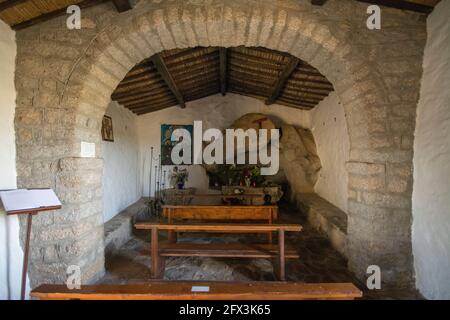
[31,282,362,300]
[134,222,302,233]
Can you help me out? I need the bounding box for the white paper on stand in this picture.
[0,189,61,213]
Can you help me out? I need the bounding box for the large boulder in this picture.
[279,125,322,193]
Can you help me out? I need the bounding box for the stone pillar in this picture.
[21,157,105,287]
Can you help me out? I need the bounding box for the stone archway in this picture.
[14,0,425,289]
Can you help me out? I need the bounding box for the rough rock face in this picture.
[207,113,322,192]
[280,125,322,193]
[231,113,276,131]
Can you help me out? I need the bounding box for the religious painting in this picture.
[101,115,114,142]
[161,124,193,165]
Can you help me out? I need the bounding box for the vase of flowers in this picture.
[170,166,189,189]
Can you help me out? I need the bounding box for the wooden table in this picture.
[173,193,264,205]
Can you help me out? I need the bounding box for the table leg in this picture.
[151,227,159,278]
[278,229,285,281]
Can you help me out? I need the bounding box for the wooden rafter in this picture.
[11,0,107,30]
[111,46,335,114]
[265,57,300,105]
[355,0,434,13]
[219,47,228,96]
[8,0,132,30]
[150,54,186,109]
[0,0,29,13]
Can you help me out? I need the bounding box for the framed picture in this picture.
[102,115,114,142]
[161,124,193,165]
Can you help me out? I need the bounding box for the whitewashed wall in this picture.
[102,102,141,222]
[311,93,350,212]
[136,93,311,197]
[0,20,26,300]
[412,0,450,300]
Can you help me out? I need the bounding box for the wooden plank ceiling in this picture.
[111,46,335,115]
[0,0,441,30]
[0,0,132,30]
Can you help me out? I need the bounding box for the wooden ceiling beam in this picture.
[111,0,133,12]
[150,54,186,108]
[165,51,219,69]
[184,83,220,96]
[229,85,269,98]
[111,82,166,100]
[0,0,29,13]
[288,76,333,86]
[229,53,281,70]
[117,90,168,104]
[163,47,213,63]
[130,103,176,114]
[231,48,288,65]
[175,68,219,83]
[119,74,161,87]
[229,62,279,78]
[228,66,277,82]
[126,95,176,109]
[133,102,177,115]
[114,79,165,94]
[265,57,300,105]
[11,0,110,30]
[170,60,218,77]
[8,0,132,30]
[219,47,227,96]
[115,87,169,103]
[355,0,433,14]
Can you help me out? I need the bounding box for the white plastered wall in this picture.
[412,0,450,300]
[102,101,141,222]
[0,20,28,300]
[311,92,350,212]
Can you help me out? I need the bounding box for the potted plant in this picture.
[170,166,189,189]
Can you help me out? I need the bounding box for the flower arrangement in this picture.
[242,166,262,187]
[170,166,189,189]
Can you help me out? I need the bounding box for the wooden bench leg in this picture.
[267,213,273,244]
[168,210,177,243]
[158,257,166,279]
[151,227,159,279]
[278,230,285,281]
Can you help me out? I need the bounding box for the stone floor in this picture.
[99,202,423,300]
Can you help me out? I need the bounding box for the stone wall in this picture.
[14,0,426,289]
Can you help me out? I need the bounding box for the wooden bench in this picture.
[134,223,302,280]
[31,281,362,300]
[162,204,278,242]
